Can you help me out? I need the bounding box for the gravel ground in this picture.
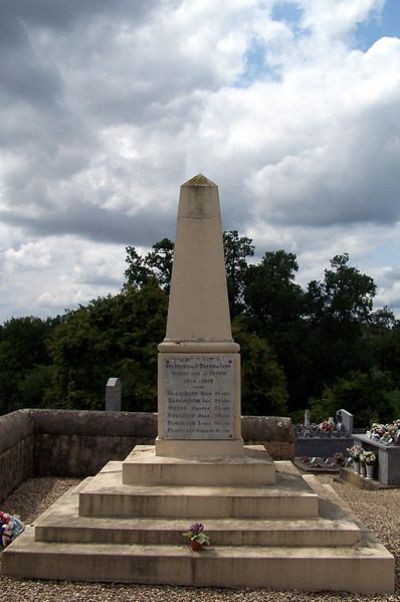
[1,475,400,602]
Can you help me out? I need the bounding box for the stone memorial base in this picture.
[155,437,245,457]
[2,445,394,594]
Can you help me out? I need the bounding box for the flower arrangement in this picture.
[182,523,210,549]
[367,420,400,444]
[347,444,362,461]
[361,450,376,465]
[0,511,24,547]
[320,420,334,432]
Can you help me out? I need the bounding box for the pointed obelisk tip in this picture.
[182,173,217,187]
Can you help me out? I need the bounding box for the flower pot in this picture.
[366,464,374,479]
[353,460,360,474]
[190,540,203,551]
[360,463,366,477]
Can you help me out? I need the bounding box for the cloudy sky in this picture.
[1,0,400,323]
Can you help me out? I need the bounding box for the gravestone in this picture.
[105,377,121,411]
[336,408,353,435]
[156,174,243,457]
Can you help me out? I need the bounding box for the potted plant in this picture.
[358,450,367,477]
[363,450,377,479]
[182,523,210,551]
[347,445,362,473]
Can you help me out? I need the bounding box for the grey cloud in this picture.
[78,274,123,287]
[0,203,175,246]
[253,117,400,229]
[384,268,400,281]
[0,1,160,31]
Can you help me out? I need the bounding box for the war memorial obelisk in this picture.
[1,175,394,594]
[156,174,244,457]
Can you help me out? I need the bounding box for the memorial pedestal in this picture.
[2,449,395,594]
[156,351,243,457]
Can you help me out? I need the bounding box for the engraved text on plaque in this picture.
[162,355,234,439]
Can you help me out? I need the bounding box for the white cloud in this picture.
[0,0,399,320]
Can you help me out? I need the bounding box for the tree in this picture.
[243,250,308,410]
[232,318,288,416]
[45,282,168,411]
[125,232,254,309]
[124,238,174,292]
[145,238,174,293]
[0,317,54,414]
[307,253,376,324]
[124,246,152,288]
[368,322,400,388]
[244,250,305,332]
[305,254,377,393]
[367,306,398,333]
[223,230,254,318]
[310,370,398,428]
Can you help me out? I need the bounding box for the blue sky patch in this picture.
[235,39,281,87]
[355,0,400,51]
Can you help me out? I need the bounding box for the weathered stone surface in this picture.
[0,410,34,502]
[34,434,137,477]
[30,409,157,437]
[264,441,294,460]
[242,416,294,443]
[157,175,242,456]
[0,409,33,454]
[0,410,295,489]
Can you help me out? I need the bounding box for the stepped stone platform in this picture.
[2,445,395,593]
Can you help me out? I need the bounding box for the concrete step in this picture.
[34,482,360,546]
[3,526,394,594]
[122,445,276,486]
[79,467,319,519]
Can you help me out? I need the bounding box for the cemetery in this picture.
[0,175,396,596]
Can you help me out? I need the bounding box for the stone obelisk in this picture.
[156,174,244,456]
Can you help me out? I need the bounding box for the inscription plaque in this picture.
[162,355,234,439]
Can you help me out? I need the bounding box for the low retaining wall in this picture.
[0,409,294,501]
[0,410,34,502]
[31,410,158,478]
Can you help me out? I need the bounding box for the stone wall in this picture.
[241,415,294,460]
[30,410,157,477]
[0,410,34,502]
[0,409,294,499]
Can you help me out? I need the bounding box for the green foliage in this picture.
[310,370,397,428]
[124,246,152,288]
[304,254,379,398]
[244,250,305,332]
[232,318,288,416]
[124,238,174,292]
[367,321,400,387]
[223,230,254,318]
[125,231,254,315]
[18,364,54,408]
[45,283,168,411]
[307,253,376,324]
[145,238,174,293]
[0,317,54,414]
[2,234,400,427]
